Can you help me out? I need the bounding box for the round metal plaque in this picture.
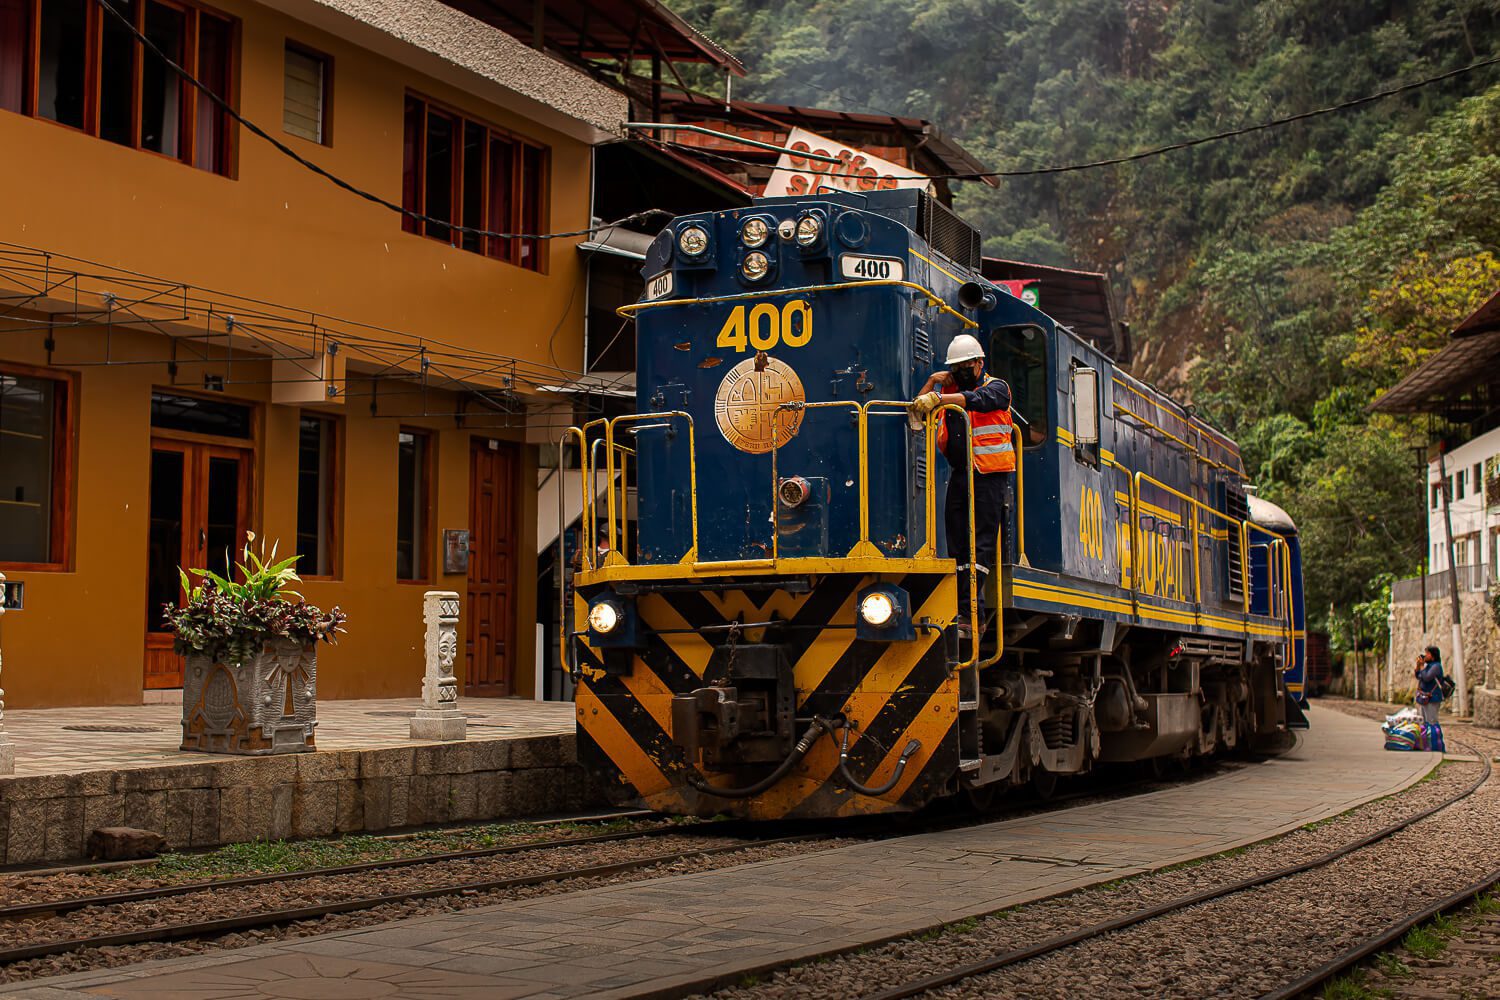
[713,356,806,454]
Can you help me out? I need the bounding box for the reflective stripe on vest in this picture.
[936,374,1016,473]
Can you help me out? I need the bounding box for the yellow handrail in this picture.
[858,395,936,554]
[769,400,864,560]
[616,278,979,330]
[932,402,979,669]
[588,411,698,565]
[1131,469,1255,616]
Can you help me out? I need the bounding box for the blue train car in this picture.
[563,190,1305,820]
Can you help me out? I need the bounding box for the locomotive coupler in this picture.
[670,643,795,767]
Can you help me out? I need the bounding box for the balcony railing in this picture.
[1391,564,1492,603]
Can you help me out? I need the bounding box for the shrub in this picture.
[163,533,346,665]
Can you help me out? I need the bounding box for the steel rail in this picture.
[0,833,822,965]
[0,820,739,923]
[864,744,1490,1000]
[1259,863,1500,1000]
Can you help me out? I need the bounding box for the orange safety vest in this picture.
[936,374,1016,474]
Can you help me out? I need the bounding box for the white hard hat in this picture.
[945,334,985,365]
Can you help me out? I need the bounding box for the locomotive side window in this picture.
[990,325,1049,447]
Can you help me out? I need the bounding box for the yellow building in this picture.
[0,0,630,706]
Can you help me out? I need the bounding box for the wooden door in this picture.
[144,439,252,689]
[466,439,518,696]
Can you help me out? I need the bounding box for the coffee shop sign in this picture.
[763,127,930,198]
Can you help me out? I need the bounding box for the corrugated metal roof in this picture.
[982,258,1131,363]
[1371,289,1500,414]
[1370,326,1500,413]
[448,0,745,75]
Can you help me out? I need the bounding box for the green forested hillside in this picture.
[679,0,1500,638]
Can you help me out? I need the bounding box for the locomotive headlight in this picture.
[741,251,771,282]
[795,213,823,247]
[741,217,770,248]
[677,225,709,258]
[859,592,896,628]
[588,600,622,635]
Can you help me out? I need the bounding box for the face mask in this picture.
[952,365,980,390]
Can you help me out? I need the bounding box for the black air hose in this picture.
[835,725,922,797]
[687,717,832,799]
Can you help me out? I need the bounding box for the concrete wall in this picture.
[0,0,600,367]
[1,325,540,706]
[0,0,608,704]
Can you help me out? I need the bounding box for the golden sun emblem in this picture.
[714,356,806,454]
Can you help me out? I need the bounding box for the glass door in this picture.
[144,439,251,689]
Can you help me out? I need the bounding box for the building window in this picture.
[401,93,549,270]
[150,390,252,437]
[1457,470,1466,500]
[283,42,328,144]
[1431,483,1440,510]
[1474,463,1483,500]
[0,0,235,174]
[296,414,338,577]
[396,428,431,580]
[0,366,71,567]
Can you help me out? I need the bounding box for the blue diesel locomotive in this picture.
[563,189,1307,819]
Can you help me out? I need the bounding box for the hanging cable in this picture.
[632,53,1500,181]
[92,0,661,242]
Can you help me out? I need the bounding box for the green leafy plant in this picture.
[164,532,346,665]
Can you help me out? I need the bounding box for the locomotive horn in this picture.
[958,281,996,311]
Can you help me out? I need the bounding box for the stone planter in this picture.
[181,638,317,754]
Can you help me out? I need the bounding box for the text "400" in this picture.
[716,300,813,352]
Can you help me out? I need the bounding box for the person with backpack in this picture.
[1414,645,1449,726]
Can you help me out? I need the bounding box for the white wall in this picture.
[1427,423,1500,577]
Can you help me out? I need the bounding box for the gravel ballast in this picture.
[701,705,1491,1000]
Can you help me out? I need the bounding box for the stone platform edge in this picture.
[0,736,603,865]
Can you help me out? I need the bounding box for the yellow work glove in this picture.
[911,391,942,417]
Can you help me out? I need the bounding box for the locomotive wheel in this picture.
[1032,768,1058,800]
[963,781,1000,813]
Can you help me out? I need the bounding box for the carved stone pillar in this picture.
[0,573,14,775]
[410,591,466,741]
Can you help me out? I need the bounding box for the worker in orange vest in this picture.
[910,334,1016,634]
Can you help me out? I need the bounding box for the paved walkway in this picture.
[0,699,575,777]
[4,705,1438,1000]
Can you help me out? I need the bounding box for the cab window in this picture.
[990,325,1050,446]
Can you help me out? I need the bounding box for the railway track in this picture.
[857,741,1491,1000]
[0,755,1240,976]
[0,821,818,966]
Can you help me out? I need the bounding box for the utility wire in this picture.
[92,0,661,242]
[636,54,1500,181]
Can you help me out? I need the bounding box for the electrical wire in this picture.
[91,0,658,243]
[635,53,1500,181]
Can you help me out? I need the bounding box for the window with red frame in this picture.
[0,0,234,175]
[401,94,549,271]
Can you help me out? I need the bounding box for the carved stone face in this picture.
[437,629,458,671]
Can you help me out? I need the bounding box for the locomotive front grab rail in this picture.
[616,279,980,331]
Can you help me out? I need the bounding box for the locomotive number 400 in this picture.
[715,300,813,352]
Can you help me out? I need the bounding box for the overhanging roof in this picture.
[444,0,745,76]
[1371,327,1500,414]
[982,258,1131,363]
[639,89,995,188]
[278,0,627,142]
[1372,290,1500,415]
